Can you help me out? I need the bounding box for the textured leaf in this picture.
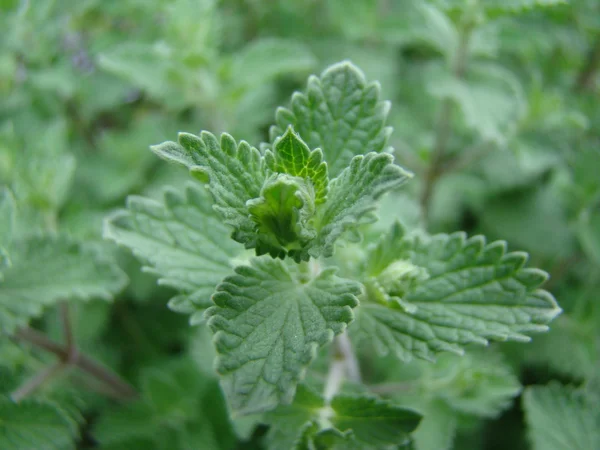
[269,61,393,178]
[151,132,265,246]
[0,236,127,334]
[205,258,360,414]
[330,394,421,449]
[309,153,412,260]
[266,385,421,450]
[265,384,326,450]
[352,223,561,362]
[266,126,328,204]
[0,397,78,450]
[247,174,316,259]
[104,184,242,318]
[523,383,600,450]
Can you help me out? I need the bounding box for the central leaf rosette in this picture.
[247,173,317,258]
[247,127,324,259]
[151,124,411,262]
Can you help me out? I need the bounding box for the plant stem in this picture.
[575,36,600,91]
[420,22,473,225]
[60,302,76,361]
[10,362,66,402]
[13,326,138,401]
[368,381,416,395]
[76,354,138,399]
[324,332,361,402]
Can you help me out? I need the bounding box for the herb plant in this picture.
[0,0,598,449]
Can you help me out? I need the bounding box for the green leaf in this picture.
[266,126,328,204]
[97,42,176,103]
[309,153,412,260]
[266,386,421,450]
[94,359,235,450]
[330,394,421,449]
[515,313,599,380]
[0,236,127,334]
[104,184,242,320]
[0,397,78,450]
[247,174,317,259]
[205,258,360,414]
[427,64,525,144]
[352,223,561,362]
[523,383,600,450]
[411,400,456,450]
[229,38,316,89]
[577,207,600,265]
[479,184,575,259]
[151,132,265,247]
[482,0,568,15]
[265,384,326,450]
[270,61,393,178]
[432,351,521,417]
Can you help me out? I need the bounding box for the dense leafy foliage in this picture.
[1,0,598,449]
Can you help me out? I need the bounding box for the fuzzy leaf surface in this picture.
[151,132,265,246]
[266,126,328,204]
[0,236,126,334]
[247,174,316,259]
[270,61,393,178]
[0,397,78,450]
[308,153,411,259]
[266,386,421,450]
[523,383,600,450]
[205,258,360,414]
[104,184,242,318]
[265,385,326,450]
[352,223,561,361]
[330,394,422,449]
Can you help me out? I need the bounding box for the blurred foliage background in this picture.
[0,0,598,449]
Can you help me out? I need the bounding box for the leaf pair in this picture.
[265,385,422,450]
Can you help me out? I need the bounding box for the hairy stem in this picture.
[324,332,361,402]
[60,302,76,361]
[420,22,473,225]
[10,362,66,402]
[13,326,138,401]
[575,36,600,91]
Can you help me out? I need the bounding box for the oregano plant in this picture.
[101,61,561,448]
